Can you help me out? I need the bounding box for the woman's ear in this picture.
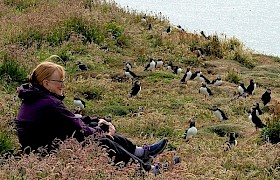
[42,79,49,89]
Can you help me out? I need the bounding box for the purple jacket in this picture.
[16,84,94,152]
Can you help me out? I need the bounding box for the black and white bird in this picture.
[76,61,88,71]
[248,106,266,130]
[124,67,138,80]
[155,59,164,69]
[261,89,271,106]
[238,82,247,95]
[130,80,141,97]
[177,25,185,32]
[199,82,213,99]
[180,68,192,84]
[141,16,147,24]
[254,103,263,116]
[183,119,198,142]
[190,70,201,80]
[123,61,132,70]
[144,58,156,71]
[148,23,153,30]
[167,61,173,71]
[196,47,204,58]
[199,74,211,84]
[223,132,237,151]
[246,79,256,95]
[74,96,86,109]
[172,66,182,75]
[211,76,222,86]
[166,26,171,33]
[211,106,228,121]
[74,106,83,118]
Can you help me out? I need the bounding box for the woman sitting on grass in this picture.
[15,61,168,172]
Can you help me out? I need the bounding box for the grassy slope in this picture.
[0,0,279,179]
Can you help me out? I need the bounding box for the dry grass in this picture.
[0,0,279,179]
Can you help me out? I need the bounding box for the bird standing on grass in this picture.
[123,61,132,70]
[172,66,182,75]
[246,79,256,95]
[223,132,237,151]
[190,70,201,80]
[166,26,171,33]
[261,89,271,106]
[130,80,141,98]
[124,67,138,82]
[199,82,213,99]
[155,59,164,69]
[211,76,222,86]
[254,103,263,116]
[238,81,247,95]
[144,58,156,71]
[211,106,228,121]
[74,96,86,109]
[141,16,147,24]
[248,106,266,130]
[76,61,88,71]
[180,68,192,84]
[184,119,198,142]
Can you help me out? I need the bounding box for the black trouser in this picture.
[98,133,137,164]
[98,133,151,171]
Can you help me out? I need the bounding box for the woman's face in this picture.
[43,70,65,95]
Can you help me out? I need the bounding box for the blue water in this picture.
[115,0,280,57]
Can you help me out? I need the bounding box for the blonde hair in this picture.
[30,61,65,86]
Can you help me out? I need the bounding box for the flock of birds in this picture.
[72,56,272,151]
[69,16,273,151]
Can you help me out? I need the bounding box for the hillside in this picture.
[0,0,279,179]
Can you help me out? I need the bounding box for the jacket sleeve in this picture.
[52,100,95,137]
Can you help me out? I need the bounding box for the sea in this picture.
[114,0,280,57]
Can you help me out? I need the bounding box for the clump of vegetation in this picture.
[225,68,242,84]
[262,119,280,144]
[0,54,28,84]
[0,131,15,155]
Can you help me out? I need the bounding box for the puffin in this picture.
[155,59,164,68]
[246,79,256,95]
[166,26,171,33]
[124,67,138,80]
[144,58,156,71]
[238,81,247,95]
[141,16,147,24]
[180,68,192,83]
[172,66,182,75]
[248,106,266,130]
[223,132,237,151]
[211,106,228,121]
[76,61,88,71]
[261,89,271,106]
[130,80,141,97]
[123,61,132,70]
[254,103,263,116]
[74,96,86,109]
[199,82,213,99]
[183,119,198,142]
[190,70,201,80]
[211,76,222,86]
